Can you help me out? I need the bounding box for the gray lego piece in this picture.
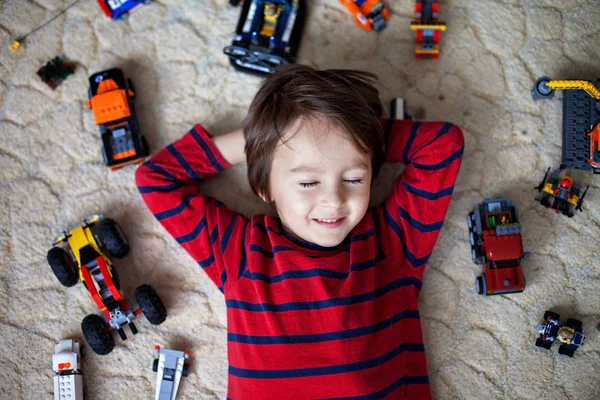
[561,81,600,170]
[496,225,520,235]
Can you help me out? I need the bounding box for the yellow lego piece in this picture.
[11,41,21,52]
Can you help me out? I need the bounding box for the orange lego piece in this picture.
[588,121,600,169]
[86,78,131,125]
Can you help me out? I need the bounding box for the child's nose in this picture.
[320,184,345,208]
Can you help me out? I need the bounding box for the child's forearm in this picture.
[213,129,246,165]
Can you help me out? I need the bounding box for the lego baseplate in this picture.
[561,81,600,171]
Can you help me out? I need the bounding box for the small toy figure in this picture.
[467,199,528,295]
[389,97,412,121]
[153,346,190,400]
[97,0,153,20]
[410,0,446,59]
[53,339,85,400]
[534,166,588,218]
[47,215,167,355]
[531,76,600,173]
[223,0,305,76]
[339,0,390,32]
[533,311,585,357]
[86,68,149,170]
[37,57,75,89]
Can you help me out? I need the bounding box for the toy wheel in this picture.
[47,247,79,287]
[229,0,240,5]
[558,345,575,358]
[543,311,560,322]
[475,276,484,295]
[540,195,551,208]
[81,314,114,355]
[136,284,167,325]
[119,12,129,20]
[535,338,552,350]
[469,232,477,246]
[152,359,159,372]
[565,318,583,330]
[467,213,473,229]
[97,218,130,258]
[182,364,189,377]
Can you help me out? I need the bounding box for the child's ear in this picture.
[258,191,269,203]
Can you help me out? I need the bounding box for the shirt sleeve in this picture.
[135,124,249,293]
[374,118,464,272]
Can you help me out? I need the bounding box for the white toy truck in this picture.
[153,346,190,400]
[53,339,84,400]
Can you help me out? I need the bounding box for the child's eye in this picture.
[344,179,363,185]
[299,182,318,188]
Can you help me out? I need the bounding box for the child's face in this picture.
[264,118,372,247]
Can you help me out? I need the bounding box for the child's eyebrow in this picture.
[289,163,369,174]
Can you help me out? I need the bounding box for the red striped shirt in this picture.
[135,119,464,399]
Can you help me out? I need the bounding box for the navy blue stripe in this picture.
[402,122,421,164]
[143,161,176,181]
[228,309,420,344]
[210,226,219,244]
[220,269,227,292]
[397,206,444,233]
[324,375,429,400]
[189,127,225,172]
[226,276,422,311]
[436,122,454,138]
[198,252,214,269]
[167,144,198,180]
[350,228,374,242]
[403,182,454,200]
[249,244,295,258]
[382,208,430,268]
[154,196,192,220]
[176,216,207,244]
[138,182,183,193]
[237,222,248,280]
[221,216,238,253]
[413,146,464,170]
[228,342,424,379]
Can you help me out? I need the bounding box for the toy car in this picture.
[86,68,149,170]
[533,311,585,357]
[223,0,305,76]
[53,339,85,400]
[467,199,528,295]
[97,0,152,20]
[586,121,600,170]
[152,346,190,400]
[47,215,167,355]
[410,0,446,59]
[535,166,588,218]
[340,0,390,32]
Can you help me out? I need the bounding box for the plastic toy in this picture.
[47,215,167,355]
[410,0,446,59]
[86,68,149,170]
[152,346,190,400]
[390,97,411,121]
[339,0,390,32]
[535,166,588,218]
[53,339,85,400]
[531,76,600,173]
[37,57,75,90]
[586,121,600,170]
[467,199,528,295]
[97,0,152,20]
[223,0,306,76]
[533,311,585,357]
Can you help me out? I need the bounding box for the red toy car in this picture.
[467,199,529,295]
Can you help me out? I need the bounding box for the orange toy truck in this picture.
[340,0,390,32]
[86,68,149,170]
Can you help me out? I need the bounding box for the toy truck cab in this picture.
[86,68,149,170]
[53,339,84,400]
[467,199,528,295]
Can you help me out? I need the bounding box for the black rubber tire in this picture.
[141,135,150,157]
[535,338,552,350]
[543,311,560,322]
[566,318,583,330]
[136,284,167,325]
[97,218,130,258]
[81,314,114,355]
[182,364,189,377]
[152,359,159,372]
[475,276,484,295]
[558,345,575,357]
[47,247,79,287]
[229,0,241,6]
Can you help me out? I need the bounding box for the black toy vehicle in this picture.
[533,311,585,357]
[86,68,149,170]
[223,0,305,76]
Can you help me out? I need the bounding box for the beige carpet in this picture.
[1,0,600,399]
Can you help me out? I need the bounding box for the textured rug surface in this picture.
[1,0,600,399]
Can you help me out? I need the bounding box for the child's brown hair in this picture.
[243,64,385,202]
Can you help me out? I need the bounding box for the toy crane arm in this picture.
[532,76,600,100]
[575,185,589,212]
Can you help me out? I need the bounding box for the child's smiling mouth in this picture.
[313,217,346,228]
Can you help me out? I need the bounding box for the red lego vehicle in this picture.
[410,0,446,58]
[467,199,529,295]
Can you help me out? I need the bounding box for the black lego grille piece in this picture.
[561,81,600,170]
